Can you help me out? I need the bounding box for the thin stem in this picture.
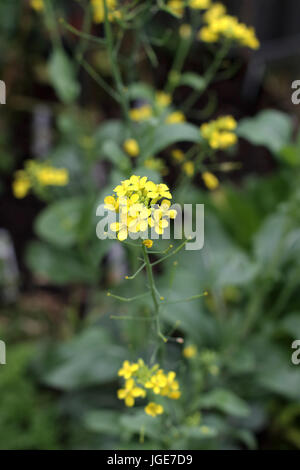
[60,19,106,46]
[161,292,208,305]
[44,0,63,49]
[142,244,167,342]
[103,0,130,123]
[80,58,120,103]
[107,291,149,302]
[182,41,231,113]
[125,262,146,280]
[151,238,191,267]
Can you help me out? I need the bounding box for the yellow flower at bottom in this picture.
[183,345,197,358]
[145,402,164,417]
[30,0,44,11]
[202,172,219,190]
[124,139,140,157]
[117,379,146,407]
[143,239,153,249]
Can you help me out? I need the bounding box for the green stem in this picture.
[103,0,130,124]
[182,41,231,113]
[142,244,166,342]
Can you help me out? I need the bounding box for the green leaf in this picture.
[101,141,131,172]
[25,241,96,284]
[42,328,126,390]
[48,48,80,104]
[279,145,300,166]
[126,82,154,102]
[94,120,125,148]
[198,388,250,417]
[141,123,202,157]
[237,110,293,154]
[179,72,206,91]
[120,409,162,441]
[84,410,121,436]
[34,197,85,248]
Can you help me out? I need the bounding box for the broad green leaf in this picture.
[84,410,121,436]
[141,123,202,156]
[35,197,85,248]
[25,241,96,284]
[126,82,154,102]
[120,409,162,441]
[42,328,126,390]
[48,48,80,104]
[101,141,131,172]
[237,110,293,154]
[94,120,125,148]
[198,389,250,417]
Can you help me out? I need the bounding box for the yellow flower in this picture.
[200,116,238,149]
[36,167,69,186]
[167,0,185,18]
[117,379,146,407]
[183,345,197,358]
[91,0,119,23]
[156,91,172,108]
[165,111,186,124]
[118,360,139,379]
[183,161,195,177]
[30,0,44,11]
[130,105,152,121]
[145,369,168,394]
[143,239,153,249]
[171,149,185,162]
[202,172,219,190]
[12,173,31,199]
[145,402,164,417]
[189,0,211,10]
[104,176,174,241]
[160,371,181,399]
[198,3,260,50]
[124,139,140,157]
[203,2,226,22]
[179,24,192,40]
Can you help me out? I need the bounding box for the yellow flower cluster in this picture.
[91,0,121,23]
[167,0,211,17]
[104,175,177,241]
[12,161,69,199]
[30,0,44,11]
[198,3,260,50]
[117,359,181,417]
[200,115,238,149]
